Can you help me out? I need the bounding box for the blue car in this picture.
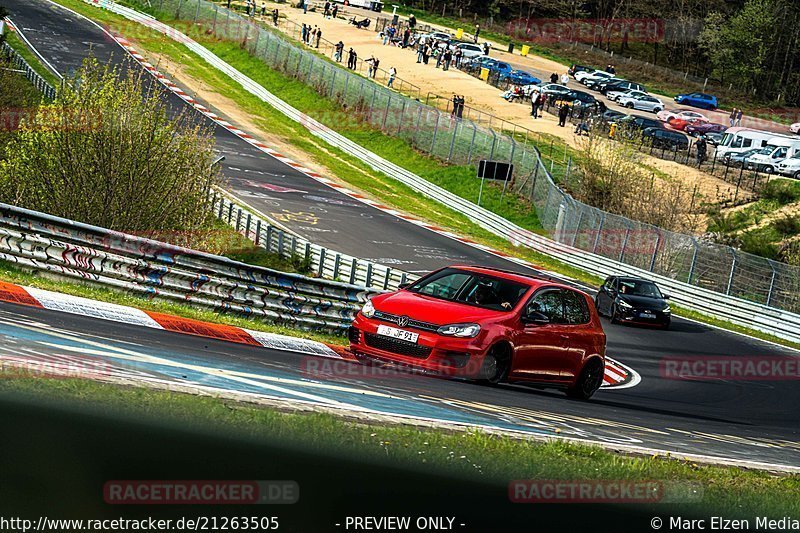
[674,92,718,110]
[504,70,541,86]
[487,60,513,77]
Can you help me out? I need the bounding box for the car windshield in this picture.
[757,145,778,155]
[618,279,663,298]
[407,268,530,311]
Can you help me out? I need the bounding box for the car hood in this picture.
[618,294,667,310]
[371,291,510,325]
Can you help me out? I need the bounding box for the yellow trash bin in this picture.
[456,28,463,40]
[521,45,530,57]
[480,67,489,81]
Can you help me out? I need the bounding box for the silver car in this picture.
[617,94,665,113]
[536,83,572,98]
[606,89,647,102]
[451,42,484,58]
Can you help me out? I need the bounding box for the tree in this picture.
[0,57,220,234]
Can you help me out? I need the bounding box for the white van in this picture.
[715,127,776,160]
[776,154,800,179]
[746,137,800,173]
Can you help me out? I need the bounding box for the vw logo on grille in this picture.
[396,316,410,328]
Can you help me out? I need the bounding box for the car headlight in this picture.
[437,323,481,338]
[616,299,633,309]
[361,299,375,318]
[663,305,671,313]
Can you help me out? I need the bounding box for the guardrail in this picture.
[0,202,377,332]
[84,1,800,343]
[0,41,57,100]
[209,189,414,291]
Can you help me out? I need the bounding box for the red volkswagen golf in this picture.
[349,266,607,399]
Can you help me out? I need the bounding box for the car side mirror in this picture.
[522,311,550,325]
[663,294,670,300]
[398,282,411,289]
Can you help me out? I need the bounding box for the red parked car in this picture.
[349,266,607,399]
[667,116,708,131]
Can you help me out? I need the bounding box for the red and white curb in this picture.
[0,280,637,389]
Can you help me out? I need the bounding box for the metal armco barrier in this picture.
[0,41,57,100]
[0,202,378,332]
[83,1,800,343]
[209,190,414,291]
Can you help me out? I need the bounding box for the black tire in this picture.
[794,171,800,180]
[765,166,775,174]
[594,296,604,317]
[478,344,512,385]
[625,102,634,109]
[610,304,620,324]
[567,359,604,400]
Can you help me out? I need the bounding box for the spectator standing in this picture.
[451,94,459,116]
[372,57,380,77]
[423,43,431,65]
[408,14,416,30]
[272,8,279,26]
[735,108,743,126]
[261,3,266,16]
[366,56,376,77]
[550,72,558,83]
[324,1,330,18]
[388,67,397,87]
[560,72,569,85]
[303,0,307,14]
[530,89,540,118]
[416,40,425,63]
[331,4,338,18]
[301,23,308,43]
[347,48,356,69]
[695,136,707,166]
[482,42,490,56]
[316,28,322,48]
[310,27,317,45]
[558,103,570,127]
[443,48,452,71]
[226,0,231,8]
[402,28,410,48]
[435,45,444,68]
[474,24,480,43]
[454,48,463,69]
[457,95,465,118]
[334,41,344,62]
[729,108,737,127]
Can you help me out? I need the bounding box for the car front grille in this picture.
[364,333,432,359]
[373,311,439,333]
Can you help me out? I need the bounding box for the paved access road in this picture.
[4,0,800,468]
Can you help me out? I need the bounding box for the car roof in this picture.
[450,265,574,290]
[616,276,659,285]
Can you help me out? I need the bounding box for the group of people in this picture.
[300,23,322,48]
[451,94,466,118]
[729,108,744,127]
[242,0,266,17]
[321,1,338,19]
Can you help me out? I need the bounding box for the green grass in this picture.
[0,374,798,515]
[48,0,800,352]
[0,258,344,345]
[3,31,62,88]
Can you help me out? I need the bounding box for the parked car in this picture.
[568,64,594,77]
[487,60,513,77]
[705,132,724,146]
[606,88,647,102]
[579,71,614,86]
[617,94,665,113]
[600,80,645,95]
[598,110,628,125]
[674,92,718,110]
[642,127,689,151]
[504,70,541,86]
[349,266,607,399]
[725,148,762,168]
[667,116,709,131]
[657,109,707,123]
[776,154,800,179]
[536,83,572,98]
[424,31,452,45]
[451,42,484,59]
[586,77,625,91]
[595,276,671,328]
[555,90,596,108]
[611,114,663,135]
[791,123,800,134]
[684,122,727,136]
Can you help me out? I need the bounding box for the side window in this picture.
[526,290,565,324]
[743,138,752,148]
[732,137,743,148]
[774,147,787,158]
[563,290,591,325]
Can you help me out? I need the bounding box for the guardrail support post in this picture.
[236,208,243,231]
[350,258,358,285]
[366,263,373,287]
[278,231,285,256]
[254,220,262,245]
[333,254,341,280]
[318,248,326,277]
[245,213,252,238]
[383,269,391,290]
[266,226,274,251]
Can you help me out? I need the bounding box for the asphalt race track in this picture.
[3,0,800,468]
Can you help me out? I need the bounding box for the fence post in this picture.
[195,0,201,22]
[766,261,777,306]
[329,69,337,98]
[488,129,497,161]
[726,249,737,295]
[396,100,406,135]
[382,94,392,130]
[466,123,477,164]
[447,120,458,161]
[618,227,631,262]
[176,0,183,18]
[592,213,605,254]
[649,232,661,272]
[429,112,440,154]
[687,238,699,283]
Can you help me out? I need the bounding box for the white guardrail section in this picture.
[210,189,414,290]
[0,202,379,332]
[87,1,800,344]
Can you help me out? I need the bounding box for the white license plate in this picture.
[376,325,419,343]
[640,312,656,318]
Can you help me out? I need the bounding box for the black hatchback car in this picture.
[595,276,671,328]
[642,127,689,151]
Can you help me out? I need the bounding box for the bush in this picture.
[772,215,800,236]
[0,57,220,234]
[760,180,800,205]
